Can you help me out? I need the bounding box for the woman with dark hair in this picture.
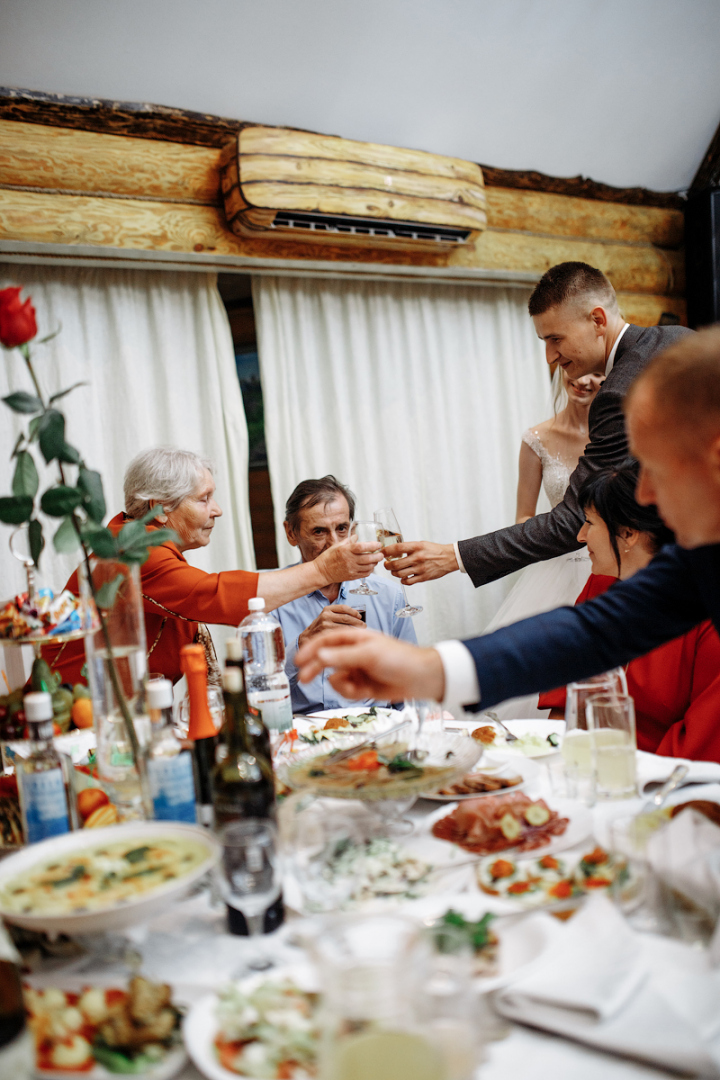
[538,460,720,762]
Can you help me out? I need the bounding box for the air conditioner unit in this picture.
[220,126,486,249]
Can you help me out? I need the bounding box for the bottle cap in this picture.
[223,667,244,693]
[180,644,207,676]
[226,637,243,661]
[248,598,266,612]
[146,679,173,710]
[23,691,53,722]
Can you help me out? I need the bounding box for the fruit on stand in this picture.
[76,786,118,828]
[84,803,118,828]
[71,695,93,729]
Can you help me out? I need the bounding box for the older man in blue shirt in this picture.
[275,475,417,713]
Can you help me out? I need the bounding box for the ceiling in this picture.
[1,0,719,193]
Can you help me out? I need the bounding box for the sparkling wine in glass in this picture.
[349,520,381,595]
[216,819,281,969]
[373,508,422,618]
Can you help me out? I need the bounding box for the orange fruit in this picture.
[84,802,118,828]
[71,698,94,729]
[77,787,109,821]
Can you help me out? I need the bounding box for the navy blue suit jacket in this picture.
[463,543,720,712]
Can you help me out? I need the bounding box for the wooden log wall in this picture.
[0,117,686,325]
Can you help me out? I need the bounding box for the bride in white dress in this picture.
[482,367,604,720]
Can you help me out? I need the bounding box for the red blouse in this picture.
[537,574,720,764]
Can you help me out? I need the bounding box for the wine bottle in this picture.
[180,645,217,827]
[211,665,275,830]
[225,638,272,763]
[0,924,33,1076]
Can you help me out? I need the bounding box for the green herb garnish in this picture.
[440,909,496,951]
[123,846,151,864]
[46,864,86,888]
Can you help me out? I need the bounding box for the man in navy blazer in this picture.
[293,328,720,714]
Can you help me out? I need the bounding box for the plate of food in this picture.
[0,822,219,935]
[24,975,186,1079]
[475,845,619,910]
[293,706,396,744]
[276,729,481,802]
[428,791,592,860]
[466,719,564,758]
[420,755,542,802]
[184,969,320,1080]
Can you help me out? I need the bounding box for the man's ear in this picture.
[151,501,168,525]
[590,306,608,333]
[708,432,720,487]
[284,519,298,547]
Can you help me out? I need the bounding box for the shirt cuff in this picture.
[434,640,480,713]
[453,541,467,574]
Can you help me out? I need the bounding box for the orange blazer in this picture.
[43,513,259,685]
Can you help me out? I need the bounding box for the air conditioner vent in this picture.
[271,211,471,244]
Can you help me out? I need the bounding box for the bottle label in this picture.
[247,689,293,731]
[148,754,197,824]
[19,769,70,844]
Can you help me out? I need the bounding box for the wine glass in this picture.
[215,819,281,969]
[349,520,381,595]
[373,508,423,618]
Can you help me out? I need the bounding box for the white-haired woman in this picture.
[46,447,381,685]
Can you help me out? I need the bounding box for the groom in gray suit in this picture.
[383,261,692,588]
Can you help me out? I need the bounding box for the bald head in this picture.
[625,326,720,548]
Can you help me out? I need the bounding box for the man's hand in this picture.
[383,541,458,583]
[296,627,445,702]
[297,605,366,649]
[316,540,382,586]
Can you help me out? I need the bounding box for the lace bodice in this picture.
[522,428,575,509]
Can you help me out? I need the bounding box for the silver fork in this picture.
[484,711,519,743]
[326,721,411,764]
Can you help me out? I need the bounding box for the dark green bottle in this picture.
[224,639,273,764]
[211,664,275,830]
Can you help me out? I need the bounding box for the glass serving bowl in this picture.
[276,728,482,802]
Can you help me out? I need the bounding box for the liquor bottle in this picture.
[146,679,198,824]
[16,692,77,844]
[225,638,272,763]
[238,599,293,732]
[0,924,32,1077]
[180,645,218,827]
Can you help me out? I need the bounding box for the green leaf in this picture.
[28,518,44,567]
[40,485,82,517]
[53,516,79,554]
[2,391,43,414]
[12,451,39,499]
[0,495,33,524]
[145,527,179,549]
[118,546,149,565]
[28,416,42,443]
[37,323,62,345]
[58,442,80,464]
[78,467,106,524]
[83,526,118,559]
[95,572,124,610]
[38,409,65,463]
[11,432,24,458]
[49,381,86,404]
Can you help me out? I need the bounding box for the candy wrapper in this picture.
[0,588,92,640]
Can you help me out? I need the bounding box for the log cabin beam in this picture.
[0,188,684,296]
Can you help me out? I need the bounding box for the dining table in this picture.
[15,721,720,1080]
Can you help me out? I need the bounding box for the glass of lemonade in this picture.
[586,693,638,799]
[312,912,468,1080]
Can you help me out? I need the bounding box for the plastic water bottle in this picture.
[238,598,293,731]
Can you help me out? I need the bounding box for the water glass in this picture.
[586,693,638,799]
[561,668,627,788]
[421,922,479,1079]
[216,819,281,942]
[349,520,381,595]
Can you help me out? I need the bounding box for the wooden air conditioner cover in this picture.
[220,126,486,248]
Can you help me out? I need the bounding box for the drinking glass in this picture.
[175,685,223,740]
[215,819,281,967]
[561,668,627,784]
[349,520,381,595]
[586,693,638,799]
[421,922,478,1080]
[373,508,422,618]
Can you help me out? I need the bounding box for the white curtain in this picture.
[253,275,549,646]
[0,265,254,637]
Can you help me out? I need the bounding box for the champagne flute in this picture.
[373,507,423,618]
[215,819,281,969]
[349,520,381,595]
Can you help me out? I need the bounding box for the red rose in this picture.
[0,286,37,348]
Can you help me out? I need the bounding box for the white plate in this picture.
[0,821,219,935]
[33,1044,186,1080]
[293,707,396,737]
[424,797,592,861]
[184,967,317,1080]
[420,755,543,802]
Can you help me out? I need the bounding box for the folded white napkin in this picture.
[646,809,720,919]
[637,751,720,790]
[496,893,720,1076]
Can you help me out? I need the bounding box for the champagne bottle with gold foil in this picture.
[180,645,217,826]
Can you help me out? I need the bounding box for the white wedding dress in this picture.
[480,427,592,720]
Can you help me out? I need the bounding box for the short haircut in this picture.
[626,325,720,438]
[578,460,674,575]
[124,447,214,519]
[528,262,618,317]
[284,475,356,532]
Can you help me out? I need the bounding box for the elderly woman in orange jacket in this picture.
[45,447,382,685]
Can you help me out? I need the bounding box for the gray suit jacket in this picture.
[457,324,692,588]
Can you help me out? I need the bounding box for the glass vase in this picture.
[80,559,152,821]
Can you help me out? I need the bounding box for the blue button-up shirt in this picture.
[275,572,418,714]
